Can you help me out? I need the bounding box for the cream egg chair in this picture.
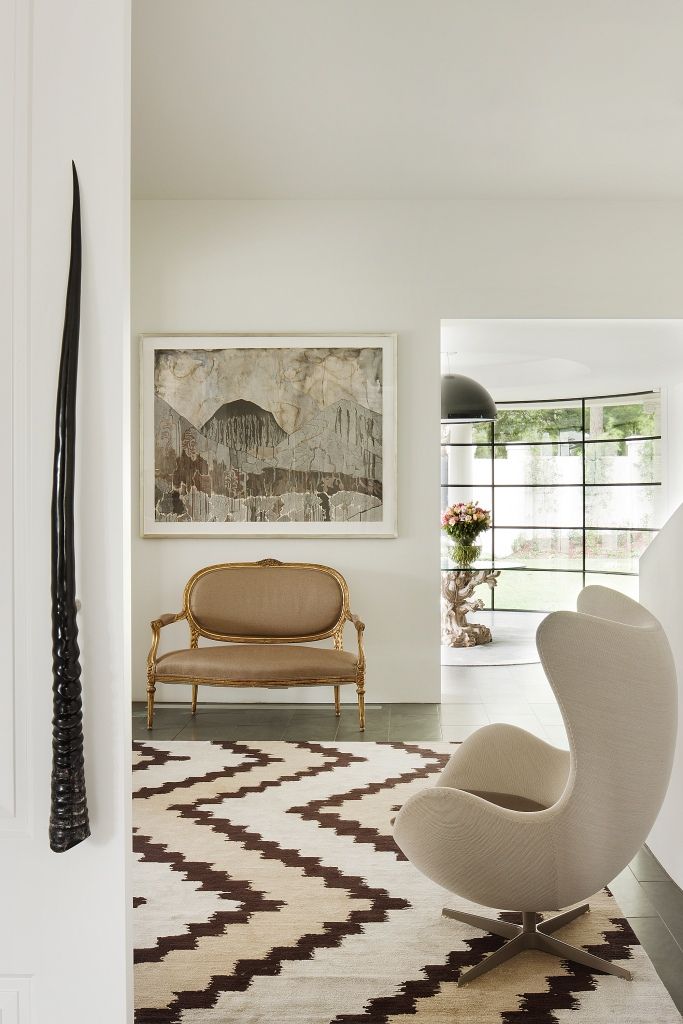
[394,586,677,985]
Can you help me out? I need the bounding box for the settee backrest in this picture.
[184,559,348,642]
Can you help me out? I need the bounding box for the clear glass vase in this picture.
[450,540,481,569]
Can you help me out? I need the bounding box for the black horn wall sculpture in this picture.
[50,163,90,852]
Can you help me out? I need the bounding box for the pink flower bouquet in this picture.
[441,501,491,567]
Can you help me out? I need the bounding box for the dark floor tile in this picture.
[338,706,389,727]
[630,845,673,882]
[133,720,185,741]
[145,700,192,716]
[350,705,391,720]
[336,732,390,743]
[390,715,443,734]
[217,724,291,741]
[281,711,340,740]
[175,720,287,741]
[335,706,388,739]
[335,722,391,742]
[284,700,344,707]
[150,717,193,731]
[628,916,683,1014]
[391,703,440,717]
[338,712,368,723]
[335,700,385,708]
[144,707,192,724]
[283,724,340,741]
[388,722,443,742]
[639,881,683,949]
[194,708,294,727]
[283,710,340,724]
[608,868,658,917]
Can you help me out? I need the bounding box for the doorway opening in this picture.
[439,318,683,737]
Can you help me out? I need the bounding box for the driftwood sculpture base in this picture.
[441,568,501,648]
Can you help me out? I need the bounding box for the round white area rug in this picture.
[442,619,541,666]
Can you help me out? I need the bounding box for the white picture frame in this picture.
[140,334,397,537]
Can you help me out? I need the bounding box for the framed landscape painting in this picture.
[140,334,397,537]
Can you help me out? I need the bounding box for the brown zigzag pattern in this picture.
[332,931,504,1023]
[134,741,354,972]
[133,740,277,799]
[133,746,405,1023]
[133,829,285,965]
[133,741,190,773]
[333,907,637,1023]
[176,740,367,809]
[288,742,450,859]
[502,912,637,1023]
[143,815,409,1023]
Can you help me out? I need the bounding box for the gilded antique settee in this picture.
[146,558,366,729]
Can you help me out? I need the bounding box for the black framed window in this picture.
[441,391,662,611]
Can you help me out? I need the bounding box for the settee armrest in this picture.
[147,611,187,672]
[154,611,186,629]
[346,611,366,669]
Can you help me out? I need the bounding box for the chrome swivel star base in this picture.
[442,904,631,986]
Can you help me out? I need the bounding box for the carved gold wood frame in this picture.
[146,558,366,729]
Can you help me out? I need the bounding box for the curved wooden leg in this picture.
[334,685,341,717]
[356,674,366,731]
[191,684,198,715]
[146,671,156,729]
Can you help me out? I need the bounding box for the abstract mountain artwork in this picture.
[140,336,397,536]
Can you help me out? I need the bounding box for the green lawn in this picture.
[488,562,638,611]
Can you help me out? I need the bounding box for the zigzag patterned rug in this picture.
[133,740,681,1023]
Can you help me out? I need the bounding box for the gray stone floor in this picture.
[134,701,454,743]
[132,699,683,1013]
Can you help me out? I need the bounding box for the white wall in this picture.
[132,199,683,705]
[2,1,131,1021]
[664,382,683,517]
[640,503,683,888]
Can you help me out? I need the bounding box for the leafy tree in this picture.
[472,400,657,457]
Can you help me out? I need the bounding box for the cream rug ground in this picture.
[133,740,681,1023]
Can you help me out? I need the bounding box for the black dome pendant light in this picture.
[441,373,497,423]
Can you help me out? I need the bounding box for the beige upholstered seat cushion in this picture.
[155,644,358,682]
[461,790,550,812]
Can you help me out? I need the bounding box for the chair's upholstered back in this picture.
[537,586,677,906]
[185,561,347,641]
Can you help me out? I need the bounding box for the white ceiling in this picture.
[133,0,683,200]
[441,319,683,398]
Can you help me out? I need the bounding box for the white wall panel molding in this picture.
[0,0,31,833]
[0,978,32,1024]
